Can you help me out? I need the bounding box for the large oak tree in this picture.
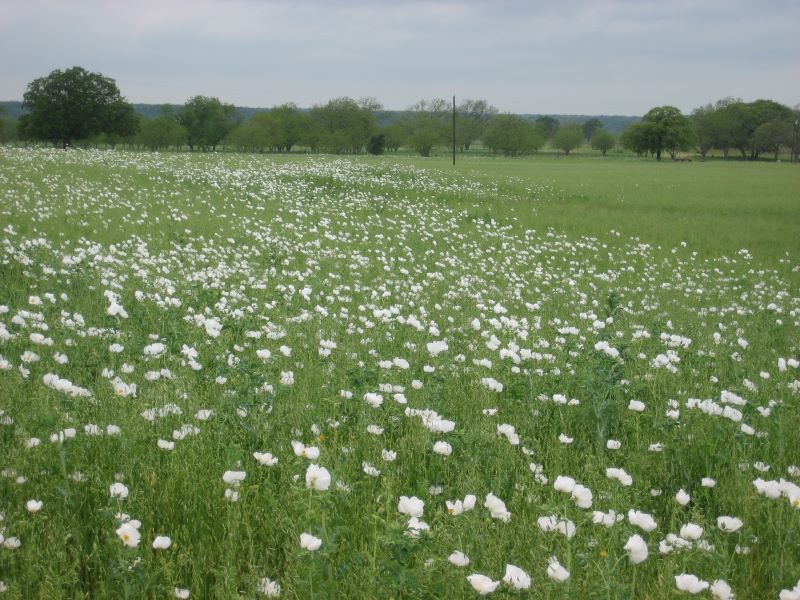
[20,66,136,148]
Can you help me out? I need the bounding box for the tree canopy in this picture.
[590,129,615,156]
[483,115,544,156]
[19,66,137,148]
[402,99,450,157]
[138,113,188,151]
[553,122,584,155]
[456,99,497,151]
[582,118,603,141]
[311,97,376,154]
[535,116,560,140]
[639,106,695,160]
[178,96,237,152]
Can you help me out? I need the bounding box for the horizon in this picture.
[1,1,798,115]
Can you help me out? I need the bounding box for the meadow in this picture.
[0,147,799,599]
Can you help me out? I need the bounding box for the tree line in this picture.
[4,66,799,162]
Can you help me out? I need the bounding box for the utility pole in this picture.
[452,95,456,166]
[793,119,799,163]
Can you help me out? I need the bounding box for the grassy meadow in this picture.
[1,147,799,599]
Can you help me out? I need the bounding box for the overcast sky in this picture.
[1,0,798,115]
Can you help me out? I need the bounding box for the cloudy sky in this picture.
[1,0,797,115]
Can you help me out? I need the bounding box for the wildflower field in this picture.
[1,148,799,599]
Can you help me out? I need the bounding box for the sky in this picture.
[1,0,798,116]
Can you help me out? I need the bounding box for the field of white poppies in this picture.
[1,147,800,599]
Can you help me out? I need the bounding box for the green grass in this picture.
[404,154,800,261]
[0,148,799,599]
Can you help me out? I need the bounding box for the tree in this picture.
[483,114,544,156]
[178,96,237,152]
[620,123,649,156]
[535,116,560,140]
[553,122,584,155]
[457,99,497,151]
[752,120,792,161]
[270,103,305,152]
[311,97,376,154]
[366,133,386,155]
[691,103,721,159]
[406,99,450,157]
[582,118,603,141]
[19,66,136,148]
[639,106,695,160]
[138,115,188,151]
[590,129,615,156]
[382,121,407,152]
[0,106,12,144]
[792,107,800,163]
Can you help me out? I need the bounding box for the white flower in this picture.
[679,523,704,540]
[675,574,709,594]
[503,564,531,590]
[484,493,511,521]
[109,482,129,499]
[463,494,477,510]
[675,489,691,506]
[553,476,576,493]
[397,495,424,518]
[717,516,743,532]
[291,441,320,460]
[222,471,246,485]
[546,556,570,582]
[446,500,464,516]
[628,509,658,532]
[362,462,381,477]
[300,533,322,551]
[702,477,716,488]
[26,499,43,512]
[426,340,448,356]
[628,400,646,412]
[448,551,469,567]
[305,464,331,491]
[254,452,278,466]
[606,467,633,486]
[381,449,397,462]
[606,439,621,450]
[257,576,281,597]
[592,509,622,527]
[558,433,573,444]
[467,574,500,595]
[158,439,175,451]
[2,537,21,550]
[571,484,593,509]
[116,523,141,547]
[624,534,648,564]
[363,392,383,408]
[710,579,734,600]
[174,588,190,599]
[433,441,452,456]
[152,535,172,549]
[195,409,214,421]
[224,488,239,502]
[405,516,430,537]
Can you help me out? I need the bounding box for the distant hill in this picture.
[1,100,639,134]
